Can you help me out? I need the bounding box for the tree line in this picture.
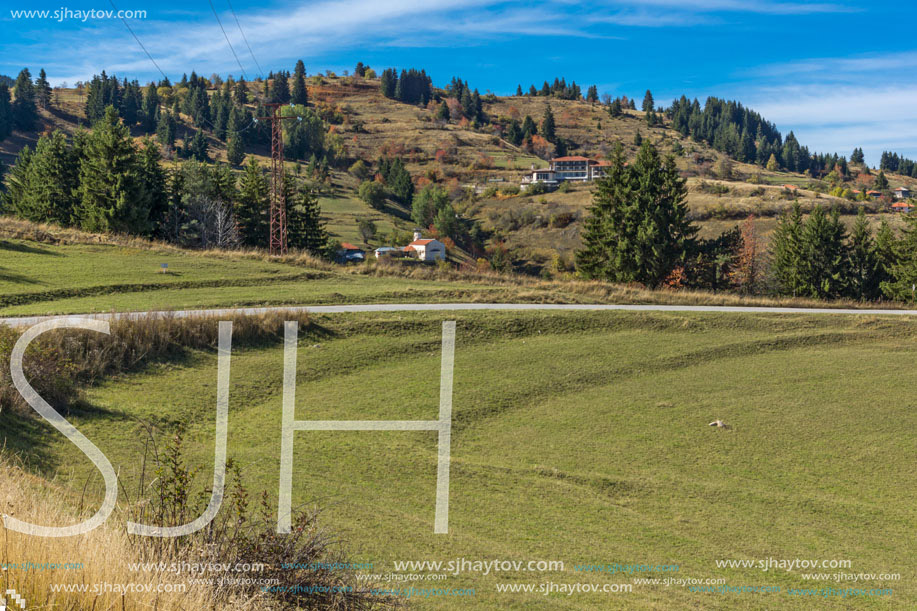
[577,139,917,302]
[879,151,917,178]
[1,106,329,254]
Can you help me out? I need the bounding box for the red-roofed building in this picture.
[522,156,610,187]
[403,230,446,262]
[336,242,365,263]
[894,186,911,200]
[892,201,913,213]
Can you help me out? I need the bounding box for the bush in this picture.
[358,180,387,210]
[524,181,549,195]
[349,159,370,180]
[499,185,520,196]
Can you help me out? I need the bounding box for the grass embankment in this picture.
[6,310,914,609]
[0,216,908,317]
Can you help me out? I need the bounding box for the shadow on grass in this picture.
[0,239,63,256]
[0,407,57,471]
[0,266,41,285]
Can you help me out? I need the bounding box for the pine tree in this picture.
[0,83,12,141]
[847,208,878,300]
[138,137,169,232]
[227,133,245,166]
[851,147,865,164]
[140,84,161,132]
[11,68,37,130]
[288,181,330,255]
[608,98,623,117]
[437,100,450,122]
[642,89,654,113]
[34,68,52,109]
[515,84,523,96]
[771,201,805,296]
[269,71,290,104]
[460,88,473,117]
[575,141,696,287]
[799,205,848,299]
[77,106,151,234]
[235,157,269,246]
[6,130,80,225]
[766,153,779,171]
[156,110,176,149]
[380,68,397,98]
[874,220,897,298]
[521,115,537,139]
[586,85,599,103]
[874,170,889,191]
[1,145,33,214]
[290,60,308,105]
[233,77,248,106]
[541,105,556,142]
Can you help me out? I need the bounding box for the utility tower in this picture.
[260,103,298,256]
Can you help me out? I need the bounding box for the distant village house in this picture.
[522,156,610,187]
[336,242,365,263]
[894,187,911,200]
[374,231,446,263]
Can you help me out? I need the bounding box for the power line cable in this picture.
[207,0,248,79]
[109,0,168,81]
[225,0,264,79]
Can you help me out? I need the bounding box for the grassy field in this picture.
[6,310,914,609]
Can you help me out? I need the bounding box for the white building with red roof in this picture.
[404,230,446,262]
[522,156,611,187]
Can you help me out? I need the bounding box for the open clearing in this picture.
[7,310,914,609]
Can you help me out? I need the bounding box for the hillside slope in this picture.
[2,74,916,269]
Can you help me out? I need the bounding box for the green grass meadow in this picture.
[8,311,915,609]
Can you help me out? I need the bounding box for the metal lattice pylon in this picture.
[268,104,287,256]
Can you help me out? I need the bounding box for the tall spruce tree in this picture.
[290,60,308,105]
[771,201,805,296]
[576,140,695,287]
[6,130,80,225]
[642,89,654,113]
[0,84,12,141]
[138,137,169,232]
[847,208,879,300]
[12,68,37,130]
[288,180,330,255]
[77,106,151,234]
[541,105,556,142]
[235,157,269,246]
[141,84,161,132]
[34,68,52,109]
[799,205,848,299]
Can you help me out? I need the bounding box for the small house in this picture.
[336,242,365,263]
[894,187,911,200]
[404,230,446,262]
[892,201,913,213]
[374,246,401,259]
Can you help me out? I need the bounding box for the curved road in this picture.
[3,302,917,328]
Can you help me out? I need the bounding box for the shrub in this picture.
[358,180,387,210]
[349,159,370,180]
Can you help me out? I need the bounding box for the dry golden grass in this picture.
[0,453,220,610]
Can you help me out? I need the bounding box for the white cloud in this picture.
[744,85,917,162]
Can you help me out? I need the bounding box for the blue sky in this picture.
[2,0,916,164]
